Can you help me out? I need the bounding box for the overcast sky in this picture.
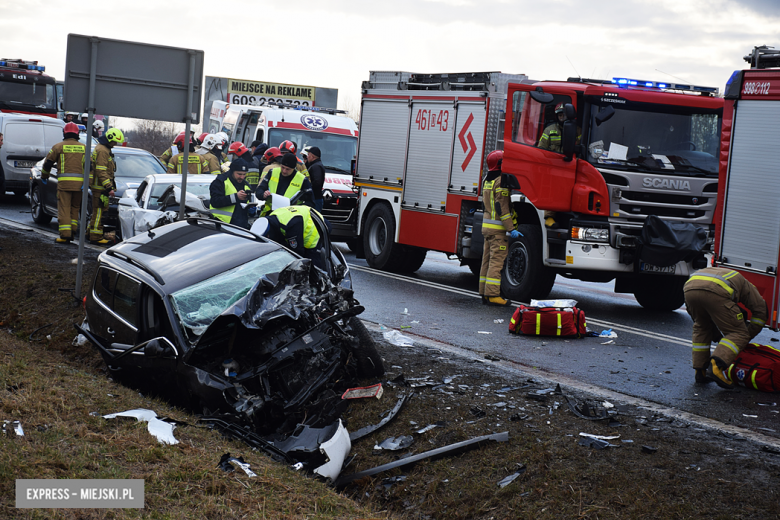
[2,0,778,126]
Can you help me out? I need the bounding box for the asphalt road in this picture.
[2,190,778,438]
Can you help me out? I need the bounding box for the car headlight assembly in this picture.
[571,226,609,243]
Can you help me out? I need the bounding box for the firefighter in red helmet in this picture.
[479,150,521,306]
[41,122,86,243]
[260,146,284,181]
[160,131,187,168]
[279,140,308,176]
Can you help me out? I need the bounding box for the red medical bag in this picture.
[509,305,587,338]
[728,343,780,392]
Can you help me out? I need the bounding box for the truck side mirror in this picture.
[529,90,554,104]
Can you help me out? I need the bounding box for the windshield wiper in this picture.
[324,166,351,174]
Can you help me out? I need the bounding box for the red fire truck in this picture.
[0,59,58,117]
[353,71,723,310]
[713,46,780,329]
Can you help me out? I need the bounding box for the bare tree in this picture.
[340,94,362,123]
[122,119,178,156]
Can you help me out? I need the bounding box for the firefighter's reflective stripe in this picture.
[268,168,306,199]
[536,314,541,335]
[482,218,505,230]
[485,276,500,287]
[751,316,766,326]
[718,338,740,355]
[686,273,736,297]
[557,313,562,336]
[692,342,710,353]
[482,178,514,231]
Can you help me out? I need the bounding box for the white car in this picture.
[118,174,217,239]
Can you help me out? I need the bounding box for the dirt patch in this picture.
[2,225,780,519]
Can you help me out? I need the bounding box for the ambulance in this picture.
[207,101,359,238]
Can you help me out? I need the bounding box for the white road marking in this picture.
[349,263,692,347]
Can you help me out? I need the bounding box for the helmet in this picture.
[228,142,248,156]
[486,150,503,172]
[64,111,79,121]
[173,131,189,147]
[215,132,229,146]
[63,122,80,135]
[197,132,208,144]
[263,147,282,162]
[279,140,296,154]
[301,145,311,159]
[105,128,125,144]
[93,120,104,131]
[200,133,219,150]
[81,113,89,119]
[555,103,565,114]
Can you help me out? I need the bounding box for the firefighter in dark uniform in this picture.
[42,122,85,243]
[261,205,328,270]
[479,150,521,306]
[257,153,313,217]
[209,158,252,229]
[684,267,768,388]
[88,128,124,245]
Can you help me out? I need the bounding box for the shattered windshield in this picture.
[170,250,296,342]
[586,98,722,177]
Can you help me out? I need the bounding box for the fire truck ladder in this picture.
[744,45,780,69]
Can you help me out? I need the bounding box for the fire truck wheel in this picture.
[466,259,481,277]
[399,246,427,273]
[348,317,385,378]
[364,203,405,272]
[633,276,686,311]
[345,238,358,252]
[501,223,556,302]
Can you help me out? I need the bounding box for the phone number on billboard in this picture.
[230,95,311,106]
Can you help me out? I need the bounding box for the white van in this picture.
[208,102,359,238]
[1,113,64,196]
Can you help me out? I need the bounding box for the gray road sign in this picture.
[64,34,204,124]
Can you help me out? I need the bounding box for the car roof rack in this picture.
[106,249,165,285]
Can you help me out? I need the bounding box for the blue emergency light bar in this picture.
[0,60,45,72]
[612,77,717,94]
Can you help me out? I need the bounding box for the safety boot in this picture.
[55,237,72,244]
[89,238,111,246]
[481,296,487,305]
[694,368,712,385]
[486,296,510,306]
[706,357,735,389]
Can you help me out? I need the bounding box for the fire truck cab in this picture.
[713,46,780,329]
[207,101,359,237]
[353,71,722,311]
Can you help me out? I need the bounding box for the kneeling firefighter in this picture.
[479,150,521,306]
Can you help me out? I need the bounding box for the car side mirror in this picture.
[144,337,176,358]
[595,105,615,126]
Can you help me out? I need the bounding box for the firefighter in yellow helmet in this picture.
[479,150,520,306]
[684,267,768,388]
[88,128,124,245]
[42,122,86,243]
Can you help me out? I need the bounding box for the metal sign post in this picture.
[64,34,204,299]
[179,51,197,221]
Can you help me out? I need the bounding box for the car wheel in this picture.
[633,276,686,311]
[500,224,557,303]
[30,185,52,225]
[363,203,406,272]
[348,317,385,378]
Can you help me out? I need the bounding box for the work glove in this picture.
[510,229,523,239]
[248,206,257,217]
[41,178,47,185]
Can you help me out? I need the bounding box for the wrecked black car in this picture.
[78,217,384,437]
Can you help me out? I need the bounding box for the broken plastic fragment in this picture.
[641,445,658,454]
[217,453,257,477]
[342,383,383,400]
[103,409,179,445]
[599,329,617,338]
[579,432,620,441]
[578,437,617,449]
[478,331,492,334]
[493,319,504,324]
[401,308,409,315]
[383,330,414,347]
[416,422,444,434]
[313,419,352,481]
[13,421,24,436]
[374,435,414,451]
[498,467,526,488]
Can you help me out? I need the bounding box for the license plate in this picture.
[640,262,676,274]
[14,160,37,168]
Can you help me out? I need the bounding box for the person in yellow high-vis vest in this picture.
[209,160,252,229]
[684,267,768,388]
[88,128,124,245]
[479,150,521,306]
[256,153,313,217]
[42,123,86,243]
[260,205,328,270]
